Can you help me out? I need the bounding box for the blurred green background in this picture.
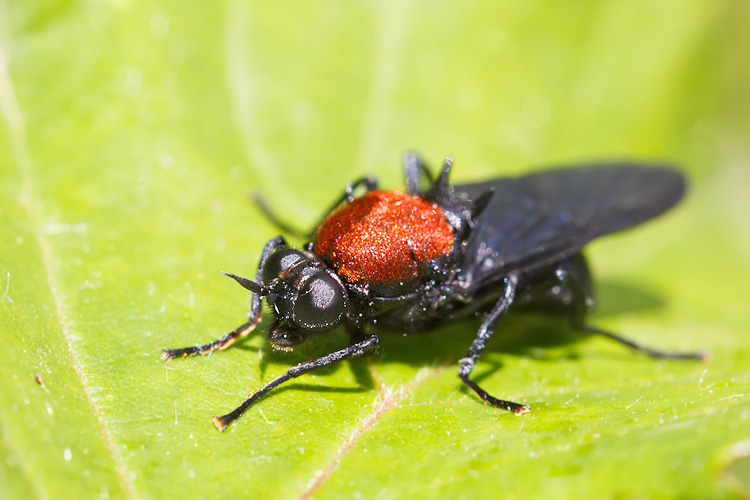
[1,1,749,499]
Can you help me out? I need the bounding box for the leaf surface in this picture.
[1,1,748,499]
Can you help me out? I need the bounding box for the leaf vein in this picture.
[0,38,137,500]
[299,365,449,499]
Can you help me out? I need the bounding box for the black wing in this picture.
[455,163,686,285]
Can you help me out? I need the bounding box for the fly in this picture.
[163,153,704,431]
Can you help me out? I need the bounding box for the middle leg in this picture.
[458,275,529,415]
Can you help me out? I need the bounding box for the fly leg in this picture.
[548,254,705,361]
[250,177,378,239]
[161,320,259,361]
[249,192,308,238]
[581,325,705,360]
[458,276,530,415]
[213,334,380,431]
[161,236,288,360]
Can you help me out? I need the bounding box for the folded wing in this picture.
[455,163,686,285]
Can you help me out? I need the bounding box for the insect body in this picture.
[163,154,703,431]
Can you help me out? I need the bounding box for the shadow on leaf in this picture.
[215,281,667,401]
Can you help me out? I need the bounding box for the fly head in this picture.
[224,248,350,350]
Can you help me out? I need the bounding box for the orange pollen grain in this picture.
[313,191,454,285]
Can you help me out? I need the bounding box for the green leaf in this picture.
[1,1,749,498]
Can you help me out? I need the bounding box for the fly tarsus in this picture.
[583,325,707,361]
[161,319,259,361]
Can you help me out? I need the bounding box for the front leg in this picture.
[213,334,380,430]
[251,177,378,238]
[458,275,529,415]
[161,236,288,360]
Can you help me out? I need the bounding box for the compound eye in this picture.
[292,272,346,331]
[262,249,306,285]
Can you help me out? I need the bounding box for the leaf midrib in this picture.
[0,34,137,500]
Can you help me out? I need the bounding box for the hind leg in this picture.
[520,253,704,360]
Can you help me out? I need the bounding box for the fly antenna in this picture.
[221,272,268,295]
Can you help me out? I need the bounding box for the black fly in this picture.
[163,154,704,431]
